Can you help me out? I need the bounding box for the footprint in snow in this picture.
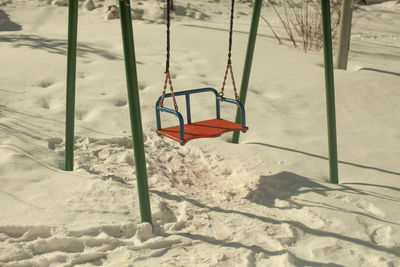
[75,110,88,120]
[328,192,386,218]
[113,98,127,107]
[35,79,53,88]
[356,216,397,247]
[37,98,50,109]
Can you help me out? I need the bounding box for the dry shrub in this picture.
[263,0,341,52]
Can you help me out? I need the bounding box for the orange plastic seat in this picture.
[157,118,248,145]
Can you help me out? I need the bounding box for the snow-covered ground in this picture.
[1,0,399,266]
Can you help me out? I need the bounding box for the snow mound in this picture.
[49,132,256,202]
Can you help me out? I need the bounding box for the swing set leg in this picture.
[119,0,152,224]
[321,0,339,184]
[65,0,78,171]
[231,0,262,144]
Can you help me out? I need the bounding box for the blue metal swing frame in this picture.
[155,87,247,144]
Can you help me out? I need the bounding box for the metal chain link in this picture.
[219,64,230,98]
[229,64,239,101]
[227,0,235,64]
[219,0,239,101]
[159,0,178,111]
[165,0,171,74]
[220,64,239,101]
[159,72,178,111]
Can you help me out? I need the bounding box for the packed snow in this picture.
[0,0,399,266]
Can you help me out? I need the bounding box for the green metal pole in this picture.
[65,0,78,171]
[118,0,152,223]
[232,0,262,144]
[321,0,339,184]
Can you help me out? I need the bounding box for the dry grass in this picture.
[263,0,341,52]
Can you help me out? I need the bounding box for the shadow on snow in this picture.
[0,34,122,60]
[0,10,22,32]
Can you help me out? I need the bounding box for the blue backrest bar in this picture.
[156,87,219,105]
[156,88,220,124]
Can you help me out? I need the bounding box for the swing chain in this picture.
[165,0,171,74]
[219,0,239,101]
[159,0,178,112]
[159,71,178,112]
[220,63,239,101]
[227,0,235,65]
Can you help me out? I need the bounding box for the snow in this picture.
[0,0,399,266]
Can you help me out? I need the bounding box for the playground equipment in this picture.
[155,0,248,145]
[64,0,339,223]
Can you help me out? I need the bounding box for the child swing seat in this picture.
[156,87,248,145]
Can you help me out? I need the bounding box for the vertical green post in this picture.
[65,0,78,171]
[118,0,152,223]
[232,0,262,144]
[321,0,339,184]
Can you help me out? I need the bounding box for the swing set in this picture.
[64,0,339,224]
